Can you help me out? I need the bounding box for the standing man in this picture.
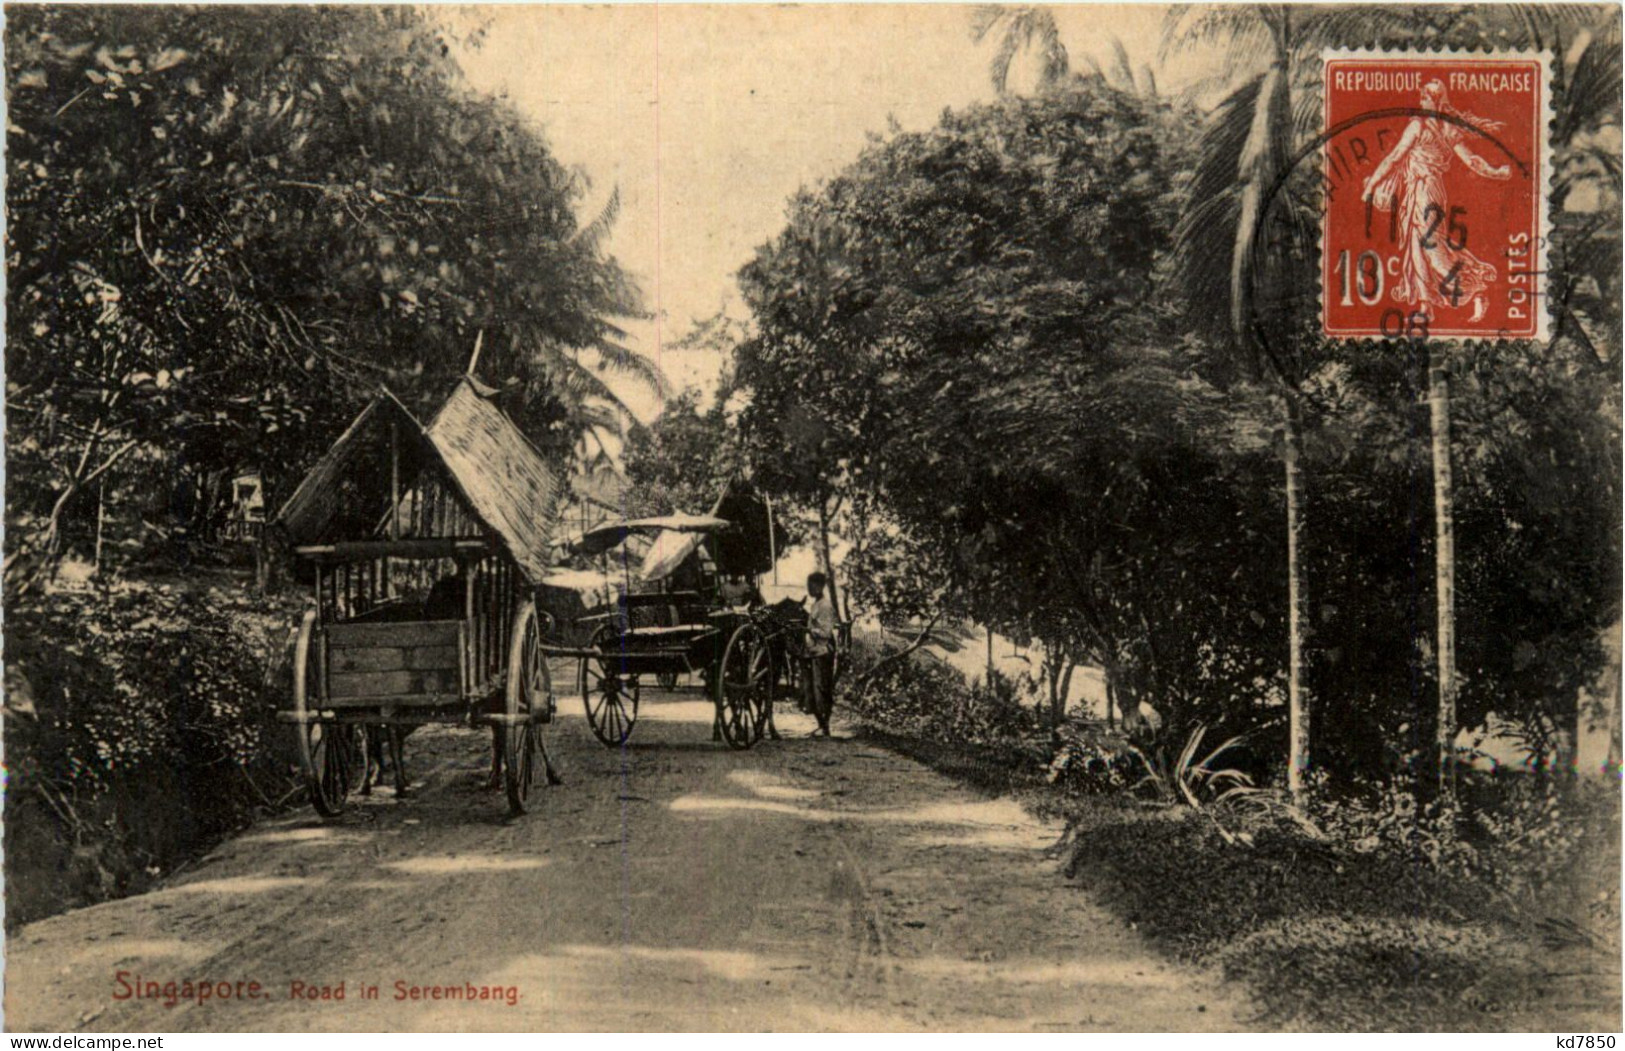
[804,571,837,737]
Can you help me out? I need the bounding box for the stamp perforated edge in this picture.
[1317,47,1555,345]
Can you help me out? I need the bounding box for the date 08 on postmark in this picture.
[1322,50,1551,342]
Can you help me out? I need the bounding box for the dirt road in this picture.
[6,679,1243,1032]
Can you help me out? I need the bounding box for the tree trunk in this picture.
[1429,348,1460,798]
[1284,394,1311,805]
[1105,671,1116,728]
[1048,659,1073,730]
[92,478,107,578]
[1607,644,1622,777]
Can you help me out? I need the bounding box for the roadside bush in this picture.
[1046,722,1137,797]
[1214,914,1553,1030]
[4,575,303,928]
[1060,768,1621,1029]
[1306,778,1484,877]
[1304,772,1620,919]
[841,639,1042,747]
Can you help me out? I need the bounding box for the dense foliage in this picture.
[738,83,1303,739]
[4,6,652,585]
[4,577,304,927]
[621,389,740,518]
[735,41,1621,779]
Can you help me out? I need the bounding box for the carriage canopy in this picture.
[273,377,561,583]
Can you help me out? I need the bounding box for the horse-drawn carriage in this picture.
[567,514,803,750]
[271,378,560,818]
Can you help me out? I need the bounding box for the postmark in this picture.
[1322,50,1552,342]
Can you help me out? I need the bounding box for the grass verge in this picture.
[851,713,1621,1032]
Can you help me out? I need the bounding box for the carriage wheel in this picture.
[657,671,680,691]
[292,609,359,818]
[580,631,639,746]
[504,601,554,816]
[716,622,773,750]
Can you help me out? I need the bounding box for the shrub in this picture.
[1304,772,1620,923]
[841,639,1042,747]
[1057,768,1620,1027]
[1307,778,1485,878]
[4,575,303,927]
[1046,722,1137,797]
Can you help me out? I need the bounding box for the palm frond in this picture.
[1038,22,1070,91]
[570,184,621,252]
[989,29,1021,97]
[968,4,1007,44]
[1292,7,1419,54]
[1194,731,1251,775]
[1170,77,1259,342]
[1137,64,1158,99]
[1189,76,1266,204]
[1160,5,1272,64]
[1229,63,1294,371]
[1108,34,1136,93]
[1290,81,1323,150]
[1556,22,1623,146]
[592,336,674,402]
[1502,3,1611,56]
[547,349,630,413]
[975,6,1069,95]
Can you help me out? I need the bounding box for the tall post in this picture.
[1606,652,1622,777]
[390,420,401,540]
[765,493,778,585]
[93,478,106,577]
[388,420,400,598]
[1284,393,1311,805]
[1430,346,1458,799]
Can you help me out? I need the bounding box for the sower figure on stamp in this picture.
[1361,79,1512,323]
[803,571,837,737]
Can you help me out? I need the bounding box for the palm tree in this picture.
[1164,6,1415,805]
[505,183,673,471]
[971,6,1159,98]
[1167,5,1621,800]
[969,5,1070,96]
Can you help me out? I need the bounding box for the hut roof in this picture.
[273,378,560,583]
[424,378,560,582]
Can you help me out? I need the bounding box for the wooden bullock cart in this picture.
[272,378,561,817]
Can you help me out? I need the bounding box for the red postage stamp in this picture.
[1322,50,1551,342]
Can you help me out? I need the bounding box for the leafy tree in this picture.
[4,6,661,589]
[970,5,1154,99]
[1166,5,1621,788]
[622,389,740,518]
[1298,337,1619,780]
[738,81,1291,734]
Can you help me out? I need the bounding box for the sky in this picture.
[455,4,1218,421]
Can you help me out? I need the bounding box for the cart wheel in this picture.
[580,646,639,747]
[716,622,773,750]
[656,671,680,691]
[504,601,553,816]
[292,609,358,818]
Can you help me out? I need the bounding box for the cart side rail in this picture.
[322,619,465,707]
